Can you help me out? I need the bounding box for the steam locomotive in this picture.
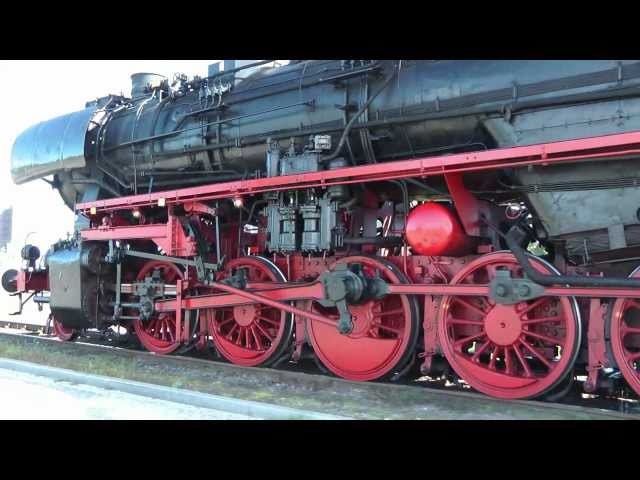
[4,59,640,401]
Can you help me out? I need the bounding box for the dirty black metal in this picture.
[488,269,547,304]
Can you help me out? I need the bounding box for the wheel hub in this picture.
[233,305,257,327]
[484,305,522,346]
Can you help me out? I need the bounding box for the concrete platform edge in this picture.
[0,357,350,420]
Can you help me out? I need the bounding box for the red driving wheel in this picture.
[52,316,78,342]
[307,256,420,382]
[206,256,293,367]
[437,252,580,400]
[132,260,184,355]
[609,266,640,396]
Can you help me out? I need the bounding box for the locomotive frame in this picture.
[10,129,640,401]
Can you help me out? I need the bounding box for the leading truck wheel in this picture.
[206,256,294,367]
[437,252,581,400]
[307,256,420,382]
[132,260,184,355]
[52,316,78,342]
[609,266,640,397]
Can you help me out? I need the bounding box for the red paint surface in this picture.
[405,203,472,256]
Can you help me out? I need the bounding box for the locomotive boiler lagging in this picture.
[4,59,640,401]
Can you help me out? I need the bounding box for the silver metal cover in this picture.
[11,106,97,184]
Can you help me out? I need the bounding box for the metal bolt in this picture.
[495,285,507,297]
[518,285,530,297]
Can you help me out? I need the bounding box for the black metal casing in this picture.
[47,242,111,329]
[10,60,640,260]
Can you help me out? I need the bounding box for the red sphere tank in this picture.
[405,203,473,256]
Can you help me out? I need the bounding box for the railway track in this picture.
[0,324,637,419]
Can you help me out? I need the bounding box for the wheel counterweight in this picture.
[307,256,420,382]
[437,252,580,400]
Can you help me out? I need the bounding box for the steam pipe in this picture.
[321,63,399,164]
[135,173,244,188]
[166,81,640,161]
[203,60,275,82]
[104,100,314,152]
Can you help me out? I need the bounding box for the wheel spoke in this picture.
[250,327,264,351]
[488,345,501,370]
[626,300,640,311]
[512,344,534,377]
[523,330,563,346]
[519,339,552,369]
[521,315,563,325]
[628,351,640,361]
[452,297,488,317]
[146,318,156,337]
[471,340,491,362]
[245,328,252,349]
[217,317,235,328]
[258,315,280,327]
[453,331,486,349]
[372,323,402,335]
[480,297,494,310]
[156,320,165,340]
[254,322,275,342]
[237,326,245,344]
[621,325,640,336]
[504,346,514,375]
[226,323,238,340]
[161,320,168,341]
[447,317,485,326]
[518,297,552,316]
[373,308,405,319]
